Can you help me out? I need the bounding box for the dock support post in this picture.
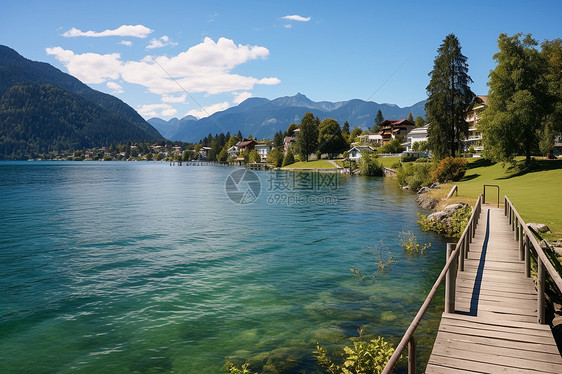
[514,217,519,240]
[408,337,416,374]
[525,236,531,278]
[519,228,524,261]
[464,234,469,258]
[445,243,457,314]
[538,258,546,324]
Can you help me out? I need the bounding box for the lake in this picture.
[0,161,448,373]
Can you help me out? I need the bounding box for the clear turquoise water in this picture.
[0,162,448,373]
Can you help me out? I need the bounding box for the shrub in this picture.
[417,205,472,238]
[357,153,383,176]
[415,158,429,163]
[249,150,261,163]
[401,154,416,162]
[378,138,405,154]
[266,148,284,167]
[396,163,434,191]
[315,331,395,374]
[399,231,431,255]
[430,157,468,183]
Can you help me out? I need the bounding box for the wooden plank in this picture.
[432,334,562,365]
[425,363,482,373]
[428,353,549,373]
[439,316,552,338]
[440,312,551,330]
[437,323,556,345]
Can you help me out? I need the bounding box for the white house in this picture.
[357,134,383,145]
[348,145,375,161]
[254,142,273,162]
[406,125,429,152]
[227,145,239,158]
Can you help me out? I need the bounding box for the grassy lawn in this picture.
[377,156,401,169]
[431,158,562,241]
[282,160,337,169]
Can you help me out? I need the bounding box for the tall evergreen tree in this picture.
[273,131,284,148]
[407,112,414,122]
[372,110,384,132]
[480,33,550,164]
[426,33,475,158]
[342,121,350,135]
[295,112,319,161]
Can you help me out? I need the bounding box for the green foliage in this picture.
[417,205,472,238]
[318,118,346,157]
[295,112,319,161]
[378,138,405,154]
[357,153,383,176]
[217,147,228,162]
[400,154,416,162]
[249,150,261,163]
[282,148,295,167]
[226,362,257,374]
[342,121,350,135]
[315,331,395,374]
[415,116,425,128]
[430,157,468,182]
[284,123,298,137]
[349,126,363,142]
[350,241,396,281]
[407,112,414,122]
[372,109,384,132]
[415,158,429,163]
[399,231,431,255]
[396,163,434,191]
[266,147,284,167]
[426,34,475,158]
[481,33,550,164]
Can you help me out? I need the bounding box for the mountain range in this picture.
[0,45,162,159]
[149,93,427,143]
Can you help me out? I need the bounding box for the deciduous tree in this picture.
[480,33,549,164]
[295,112,319,161]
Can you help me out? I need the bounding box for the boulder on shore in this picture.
[427,203,469,223]
[416,194,439,210]
[528,223,551,233]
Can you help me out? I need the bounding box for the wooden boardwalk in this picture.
[426,205,562,373]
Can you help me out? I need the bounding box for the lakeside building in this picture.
[198,146,211,160]
[378,119,415,144]
[463,95,488,154]
[348,145,375,161]
[406,124,429,152]
[227,145,239,158]
[357,134,383,145]
[236,138,257,152]
[255,142,274,162]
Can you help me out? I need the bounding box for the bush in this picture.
[401,154,416,162]
[378,138,405,154]
[430,157,468,183]
[417,205,472,238]
[396,163,434,191]
[249,150,261,163]
[357,153,383,176]
[415,158,429,163]
[315,331,395,374]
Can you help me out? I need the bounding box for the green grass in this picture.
[282,160,337,169]
[433,158,562,241]
[376,156,401,169]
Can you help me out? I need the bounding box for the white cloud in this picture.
[284,24,292,29]
[146,35,178,49]
[46,47,121,84]
[120,40,132,46]
[233,91,252,104]
[161,94,186,103]
[46,37,280,104]
[186,102,230,119]
[106,81,124,93]
[62,25,153,38]
[281,15,311,22]
[137,103,177,118]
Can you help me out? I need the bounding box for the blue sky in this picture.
[1,1,561,120]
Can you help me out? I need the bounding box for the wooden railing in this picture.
[504,196,562,323]
[382,194,483,373]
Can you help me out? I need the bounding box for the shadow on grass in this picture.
[467,158,495,170]
[461,173,480,181]
[499,159,562,179]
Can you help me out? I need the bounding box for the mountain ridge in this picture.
[0,45,163,159]
[149,94,427,142]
